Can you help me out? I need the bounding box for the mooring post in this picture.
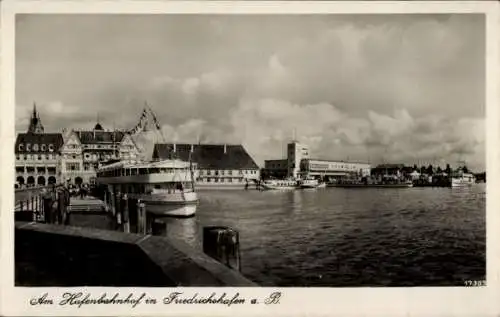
[64,188,71,225]
[30,196,35,218]
[57,190,64,224]
[151,217,167,236]
[122,194,130,233]
[43,194,52,224]
[203,226,241,271]
[138,201,147,235]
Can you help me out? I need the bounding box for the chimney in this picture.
[224,144,227,154]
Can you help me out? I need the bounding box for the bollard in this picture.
[122,195,130,233]
[138,202,147,235]
[151,218,167,236]
[203,226,241,271]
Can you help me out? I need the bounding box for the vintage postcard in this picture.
[1,1,499,316]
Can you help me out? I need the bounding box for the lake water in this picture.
[162,184,486,287]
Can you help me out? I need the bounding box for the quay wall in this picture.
[15,221,256,287]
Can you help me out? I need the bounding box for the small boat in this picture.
[451,172,476,187]
[298,177,320,189]
[316,182,327,189]
[96,158,198,217]
[261,178,298,190]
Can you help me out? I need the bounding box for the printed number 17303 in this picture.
[464,280,486,287]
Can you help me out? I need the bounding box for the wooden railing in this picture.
[14,184,70,224]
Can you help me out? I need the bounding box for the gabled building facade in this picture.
[15,104,63,188]
[60,122,140,185]
[152,143,260,187]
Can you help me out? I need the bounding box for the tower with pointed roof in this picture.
[27,103,45,134]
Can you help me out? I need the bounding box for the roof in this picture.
[153,143,260,170]
[15,133,64,154]
[76,130,125,144]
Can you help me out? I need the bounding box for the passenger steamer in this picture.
[96,159,198,217]
[451,171,476,187]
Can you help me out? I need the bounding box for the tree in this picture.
[436,166,443,174]
[427,164,434,175]
[420,166,427,174]
[462,165,469,173]
[445,164,451,174]
[413,164,418,172]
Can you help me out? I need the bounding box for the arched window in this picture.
[18,144,24,151]
[33,144,39,151]
[48,144,54,152]
[41,144,47,151]
[26,143,31,151]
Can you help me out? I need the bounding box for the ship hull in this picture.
[129,192,198,217]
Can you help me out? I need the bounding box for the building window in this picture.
[33,144,39,151]
[16,155,20,160]
[48,144,54,152]
[18,144,24,151]
[66,163,80,171]
[72,155,77,159]
[26,143,31,151]
[38,155,42,160]
[41,144,47,151]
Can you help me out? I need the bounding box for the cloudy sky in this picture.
[16,14,485,171]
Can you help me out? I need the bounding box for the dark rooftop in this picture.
[76,131,125,144]
[15,133,64,154]
[153,143,259,170]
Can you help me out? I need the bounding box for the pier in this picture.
[14,185,254,286]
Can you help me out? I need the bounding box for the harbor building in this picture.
[263,141,371,180]
[59,122,140,186]
[300,159,371,179]
[152,143,260,187]
[287,141,310,178]
[15,105,64,188]
[263,159,288,179]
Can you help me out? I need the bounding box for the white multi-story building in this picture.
[15,105,64,188]
[263,141,371,180]
[300,159,371,179]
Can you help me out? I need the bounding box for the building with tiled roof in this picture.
[152,143,260,187]
[15,104,63,187]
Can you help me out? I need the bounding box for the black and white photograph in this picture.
[1,1,499,316]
